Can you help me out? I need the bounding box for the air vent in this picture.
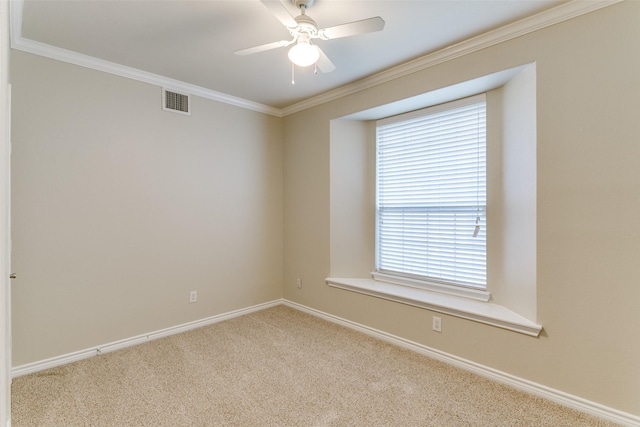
[162,89,190,115]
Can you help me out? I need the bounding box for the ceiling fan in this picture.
[234,0,385,74]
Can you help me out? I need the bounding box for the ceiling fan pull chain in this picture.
[291,63,296,85]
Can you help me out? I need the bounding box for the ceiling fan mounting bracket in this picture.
[292,0,315,10]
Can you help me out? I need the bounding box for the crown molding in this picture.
[9,0,622,118]
[280,0,623,116]
[8,0,282,117]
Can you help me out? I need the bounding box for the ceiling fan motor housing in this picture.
[293,14,318,36]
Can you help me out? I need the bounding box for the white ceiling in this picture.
[16,0,564,110]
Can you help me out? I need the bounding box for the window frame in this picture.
[374,94,489,299]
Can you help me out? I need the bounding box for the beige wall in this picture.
[284,1,640,416]
[10,51,283,365]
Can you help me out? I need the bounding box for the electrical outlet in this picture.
[189,290,197,303]
[296,278,302,289]
[432,316,442,332]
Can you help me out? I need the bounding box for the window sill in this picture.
[325,277,542,337]
[371,272,492,302]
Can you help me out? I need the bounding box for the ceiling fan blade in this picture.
[234,39,292,56]
[316,47,335,73]
[260,0,298,28]
[319,17,385,40]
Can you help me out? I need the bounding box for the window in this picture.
[375,94,487,290]
[328,66,539,334]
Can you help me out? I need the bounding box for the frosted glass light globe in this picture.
[288,42,320,67]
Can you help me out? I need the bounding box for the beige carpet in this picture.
[12,305,616,426]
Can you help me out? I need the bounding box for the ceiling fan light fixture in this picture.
[235,0,385,75]
[288,41,320,67]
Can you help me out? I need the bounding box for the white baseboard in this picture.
[282,300,640,427]
[10,298,638,426]
[11,299,282,378]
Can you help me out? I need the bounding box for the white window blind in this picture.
[376,94,486,289]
